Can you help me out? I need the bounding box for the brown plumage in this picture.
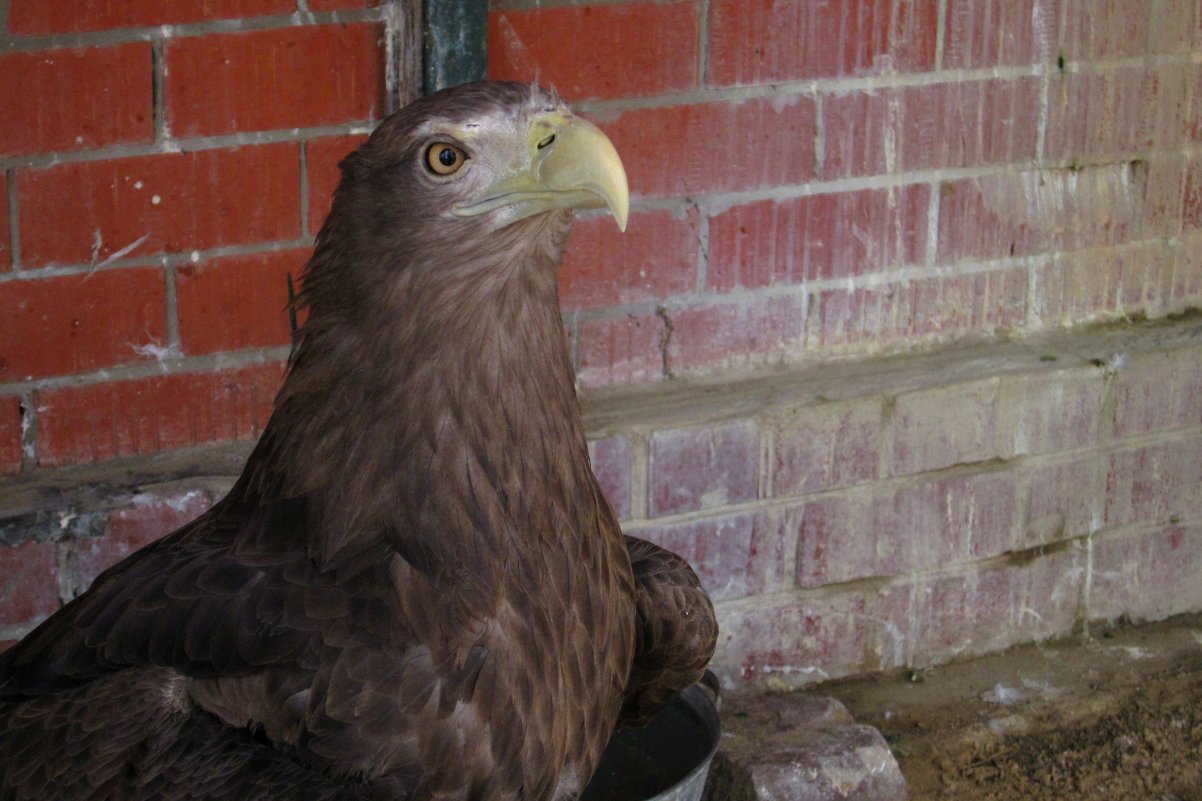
[0,81,716,801]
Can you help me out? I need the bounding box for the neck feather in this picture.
[234,212,598,572]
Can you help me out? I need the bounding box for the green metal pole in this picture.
[422,0,488,94]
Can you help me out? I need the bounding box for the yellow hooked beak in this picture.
[452,114,629,232]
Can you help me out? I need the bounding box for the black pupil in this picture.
[438,148,457,167]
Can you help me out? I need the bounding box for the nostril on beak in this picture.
[537,134,556,150]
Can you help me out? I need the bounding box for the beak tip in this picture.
[613,205,628,233]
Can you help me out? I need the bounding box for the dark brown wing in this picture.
[0,488,602,801]
[0,496,410,799]
[0,667,367,801]
[0,496,358,698]
[619,536,718,726]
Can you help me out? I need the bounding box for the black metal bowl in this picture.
[581,673,721,801]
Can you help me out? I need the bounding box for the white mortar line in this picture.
[15,147,1177,283]
[934,0,948,70]
[0,237,317,284]
[812,91,825,177]
[0,122,379,172]
[0,7,389,52]
[570,238,1171,325]
[0,346,292,396]
[18,393,36,468]
[629,432,650,521]
[1080,532,1095,636]
[4,168,19,270]
[924,180,941,269]
[163,257,181,352]
[298,141,311,238]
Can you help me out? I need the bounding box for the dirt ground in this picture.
[822,614,1202,801]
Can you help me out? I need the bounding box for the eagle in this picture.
[0,82,717,801]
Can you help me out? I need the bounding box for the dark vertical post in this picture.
[422,0,488,94]
[385,0,424,111]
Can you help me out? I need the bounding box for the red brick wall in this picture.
[0,2,386,474]
[3,1,1198,475]
[2,1,1201,680]
[581,324,1202,685]
[490,0,1200,387]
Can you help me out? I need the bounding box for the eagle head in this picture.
[330,82,628,244]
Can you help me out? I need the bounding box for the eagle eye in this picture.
[425,143,467,176]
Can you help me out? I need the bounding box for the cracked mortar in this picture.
[655,304,676,380]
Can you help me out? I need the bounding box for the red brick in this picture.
[808,268,1027,352]
[798,471,1020,587]
[167,24,383,137]
[822,78,1040,178]
[1111,348,1202,438]
[578,294,808,389]
[600,97,816,198]
[1036,243,1172,326]
[668,294,808,377]
[8,0,292,34]
[708,186,929,291]
[0,44,153,158]
[822,90,904,178]
[587,434,634,520]
[1104,435,1202,529]
[0,397,22,475]
[73,487,219,595]
[1190,66,1202,143]
[999,370,1105,457]
[631,508,798,602]
[935,166,1141,264]
[1090,524,1202,623]
[18,143,301,268]
[1171,233,1202,312]
[717,578,953,684]
[0,269,167,382]
[176,249,309,355]
[1141,157,1185,239]
[809,284,906,352]
[649,420,759,516]
[892,378,1001,476]
[0,541,59,627]
[708,0,936,86]
[488,3,698,101]
[909,267,1028,338]
[577,311,667,389]
[943,0,1057,68]
[1045,65,1188,162]
[770,399,882,498]
[1148,0,1199,53]
[37,363,284,466]
[308,0,381,9]
[936,176,1035,262]
[714,591,876,685]
[1059,0,1151,60]
[1183,156,1202,231]
[559,210,697,309]
[906,548,1083,666]
[1025,455,1103,545]
[0,173,10,272]
[306,133,369,235]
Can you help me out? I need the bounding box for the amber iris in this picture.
[426,143,467,175]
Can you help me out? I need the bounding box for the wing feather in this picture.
[619,536,718,726]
